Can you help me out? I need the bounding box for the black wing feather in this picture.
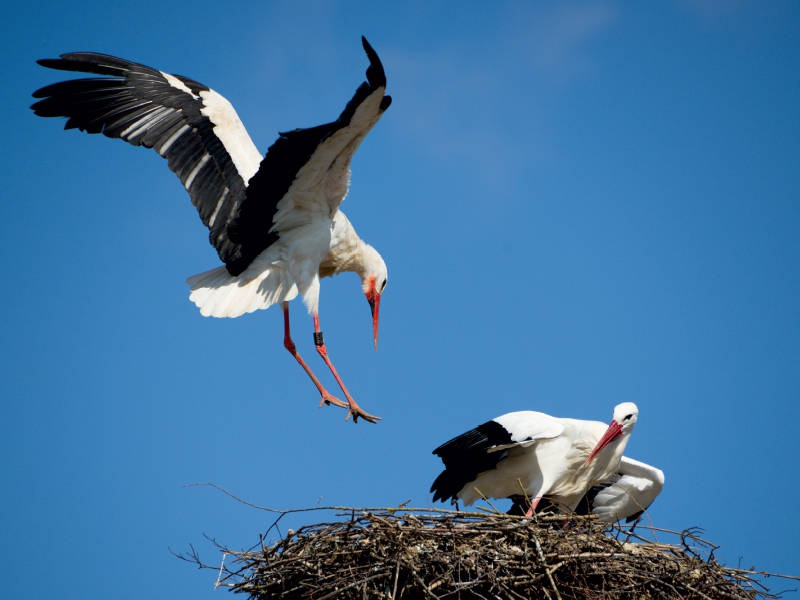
[430,421,513,504]
[31,52,248,270]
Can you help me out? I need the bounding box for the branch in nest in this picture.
[178,504,791,599]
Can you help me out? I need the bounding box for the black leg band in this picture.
[313,332,324,346]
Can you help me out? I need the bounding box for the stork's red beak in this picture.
[366,285,381,352]
[586,420,623,465]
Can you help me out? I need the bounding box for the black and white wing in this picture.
[579,456,665,523]
[31,53,261,271]
[228,37,392,272]
[430,411,564,503]
[32,37,392,277]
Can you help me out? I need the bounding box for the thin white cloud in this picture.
[383,2,618,197]
[510,1,618,80]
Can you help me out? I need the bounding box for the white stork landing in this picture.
[431,403,641,514]
[32,38,392,423]
[509,456,665,523]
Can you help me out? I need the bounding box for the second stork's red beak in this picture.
[585,420,623,465]
[366,284,381,351]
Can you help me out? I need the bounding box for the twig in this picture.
[472,486,501,514]
[214,552,227,589]
[315,571,391,600]
[391,555,401,599]
[533,535,563,600]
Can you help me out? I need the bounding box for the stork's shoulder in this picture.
[561,418,608,441]
[485,411,565,452]
[493,411,565,441]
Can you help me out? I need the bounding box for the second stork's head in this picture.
[359,244,388,351]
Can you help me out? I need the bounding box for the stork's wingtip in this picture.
[360,36,387,90]
[36,58,62,69]
[361,37,378,63]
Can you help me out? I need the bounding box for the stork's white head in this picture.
[586,402,639,465]
[612,402,639,431]
[359,244,388,351]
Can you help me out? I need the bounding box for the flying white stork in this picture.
[508,455,665,523]
[31,37,392,423]
[430,403,641,514]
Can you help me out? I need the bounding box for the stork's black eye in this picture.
[624,414,633,421]
[380,280,387,291]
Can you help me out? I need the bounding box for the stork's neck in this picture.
[591,430,632,478]
[322,212,382,278]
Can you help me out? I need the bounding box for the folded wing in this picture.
[430,411,564,503]
[581,456,665,523]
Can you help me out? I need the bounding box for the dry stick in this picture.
[404,560,441,600]
[214,552,227,589]
[186,482,501,519]
[517,478,532,514]
[314,571,391,600]
[725,568,800,583]
[533,535,563,600]
[391,554,401,600]
[472,486,501,514]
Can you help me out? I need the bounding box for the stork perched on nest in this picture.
[431,403,663,520]
[31,37,392,423]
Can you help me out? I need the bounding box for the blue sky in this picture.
[2,1,799,597]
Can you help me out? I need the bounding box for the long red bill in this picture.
[585,420,623,465]
[367,290,381,351]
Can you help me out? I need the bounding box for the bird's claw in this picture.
[318,390,380,424]
[319,393,348,409]
[345,405,381,424]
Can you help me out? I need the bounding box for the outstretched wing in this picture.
[31,52,261,270]
[430,411,564,503]
[227,36,392,274]
[579,456,665,523]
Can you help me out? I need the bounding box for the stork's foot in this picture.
[318,392,349,409]
[345,401,381,424]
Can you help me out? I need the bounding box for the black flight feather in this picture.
[430,420,513,504]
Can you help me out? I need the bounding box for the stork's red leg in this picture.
[282,302,347,409]
[313,314,381,424]
[525,497,541,518]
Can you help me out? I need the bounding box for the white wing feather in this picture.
[488,411,566,452]
[590,457,665,523]
[197,89,263,185]
[270,88,386,234]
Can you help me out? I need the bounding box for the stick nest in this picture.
[181,506,789,599]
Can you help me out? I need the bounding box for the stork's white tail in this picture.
[186,264,298,318]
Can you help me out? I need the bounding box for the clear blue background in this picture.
[2,1,798,597]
